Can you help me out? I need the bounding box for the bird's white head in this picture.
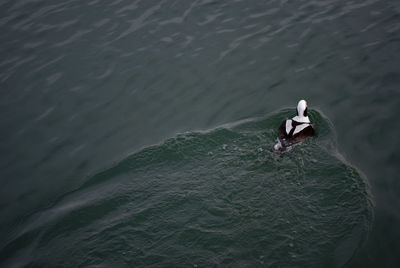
[292,99,310,123]
[297,100,308,117]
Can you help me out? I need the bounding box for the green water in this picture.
[1,110,373,267]
[0,0,399,267]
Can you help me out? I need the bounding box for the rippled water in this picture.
[2,110,374,267]
[1,0,399,267]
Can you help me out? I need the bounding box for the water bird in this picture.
[274,99,316,151]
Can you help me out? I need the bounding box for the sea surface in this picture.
[0,0,399,267]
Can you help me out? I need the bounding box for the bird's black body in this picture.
[274,100,316,151]
[277,119,315,148]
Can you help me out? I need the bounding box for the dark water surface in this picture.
[0,0,399,267]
